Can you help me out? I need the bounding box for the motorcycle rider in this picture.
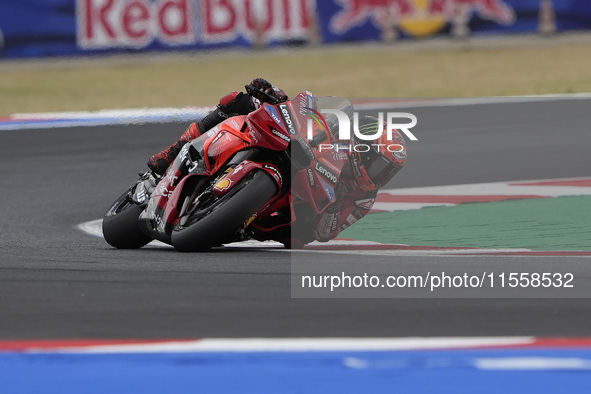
[287,110,406,248]
[146,78,406,247]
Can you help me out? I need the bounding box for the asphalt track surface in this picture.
[1,99,590,340]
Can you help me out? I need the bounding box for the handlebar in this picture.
[245,84,280,105]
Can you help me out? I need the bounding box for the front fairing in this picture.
[245,103,291,151]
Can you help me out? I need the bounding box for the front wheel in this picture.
[171,170,278,252]
[102,188,152,249]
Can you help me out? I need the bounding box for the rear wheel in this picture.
[102,188,152,249]
[171,170,278,252]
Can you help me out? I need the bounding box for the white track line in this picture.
[0,107,212,131]
[77,219,382,249]
[25,337,536,354]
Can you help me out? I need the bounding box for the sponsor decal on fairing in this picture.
[278,104,297,135]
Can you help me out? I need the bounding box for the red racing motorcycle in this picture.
[102,87,350,252]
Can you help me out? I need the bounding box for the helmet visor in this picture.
[361,147,399,188]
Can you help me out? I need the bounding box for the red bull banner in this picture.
[0,0,591,58]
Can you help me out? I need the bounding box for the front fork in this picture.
[130,171,158,206]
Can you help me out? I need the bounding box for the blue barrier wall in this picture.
[1,0,590,59]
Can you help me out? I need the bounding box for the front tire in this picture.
[171,170,278,252]
[102,189,152,249]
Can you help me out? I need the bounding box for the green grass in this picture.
[1,40,591,115]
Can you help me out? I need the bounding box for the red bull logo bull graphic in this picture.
[330,0,516,37]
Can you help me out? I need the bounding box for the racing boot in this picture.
[147,122,201,176]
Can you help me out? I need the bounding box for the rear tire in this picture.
[102,189,152,249]
[171,170,278,252]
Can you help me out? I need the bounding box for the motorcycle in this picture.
[102,86,351,252]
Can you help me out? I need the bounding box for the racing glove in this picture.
[249,78,288,104]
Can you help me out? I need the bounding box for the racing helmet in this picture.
[351,116,407,190]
